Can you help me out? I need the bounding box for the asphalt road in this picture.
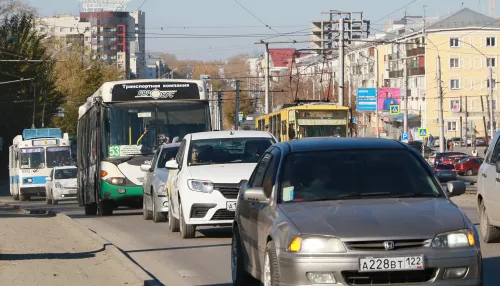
[1,184,499,286]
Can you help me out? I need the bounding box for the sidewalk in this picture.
[0,204,142,286]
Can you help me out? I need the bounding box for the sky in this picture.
[26,0,497,61]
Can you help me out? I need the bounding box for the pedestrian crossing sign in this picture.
[417,128,428,138]
[389,105,400,115]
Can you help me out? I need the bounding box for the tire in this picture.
[231,226,261,286]
[85,203,98,216]
[263,241,280,286]
[46,190,52,205]
[98,200,113,216]
[13,194,19,200]
[480,202,500,243]
[19,194,28,201]
[466,169,474,176]
[142,194,152,220]
[152,194,167,223]
[179,201,196,239]
[168,198,180,232]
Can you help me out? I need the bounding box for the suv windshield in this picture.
[188,138,274,166]
[55,168,77,179]
[280,149,442,202]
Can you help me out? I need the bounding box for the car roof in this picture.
[158,142,181,149]
[275,137,407,153]
[189,130,274,140]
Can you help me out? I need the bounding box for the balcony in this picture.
[408,67,425,76]
[407,47,425,57]
[389,70,403,78]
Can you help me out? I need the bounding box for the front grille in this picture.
[190,203,216,219]
[211,209,236,221]
[342,269,436,285]
[345,239,430,251]
[218,188,239,199]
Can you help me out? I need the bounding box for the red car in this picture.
[455,157,483,176]
[442,154,467,165]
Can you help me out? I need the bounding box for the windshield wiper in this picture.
[393,192,441,198]
[336,192,392,199]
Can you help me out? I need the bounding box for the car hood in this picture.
[54,178,77,188]
[187,163,256,184]
[279,198,465,240]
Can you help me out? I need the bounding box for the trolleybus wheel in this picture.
[98,200,113,216]
[84,203,97,216]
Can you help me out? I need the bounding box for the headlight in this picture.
[288,236,346,253]
[431,229,475,248]
[187,179,214,193]
[107,177,125,186]
[55,182,63,189]
[158,184,168,193]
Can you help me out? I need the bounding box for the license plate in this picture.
[359,256,424,272]
[226,201,237,211]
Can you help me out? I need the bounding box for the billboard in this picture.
[378,88,401,111]
[356,88,377,111]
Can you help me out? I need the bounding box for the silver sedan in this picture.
[231,138,481,286]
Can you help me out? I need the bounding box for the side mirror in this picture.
[165,160,179,170]
[140,164,152,172]
[46,177,52,181]
[446,181,466,197]
[238,179,249,189]
[243,187,269,204]
[496,161,500,173]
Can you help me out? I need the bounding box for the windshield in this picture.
[436,164,455,169]
[188,137,274,166]
[296,110,348,138]
[280,149,442,203]
[46,147,73,167]
[55,168,77,179]
[19,147,45,169]
[105,102,210,157]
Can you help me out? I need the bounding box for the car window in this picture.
[157,147,179,168]
[436,164,454,169]
[176,139,186,166]
[150,148,161,170]
[249,153,272,188]
[279,149,442,203]
[262,151,280,197]
[488,136,500,164]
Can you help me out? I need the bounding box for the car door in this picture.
[254,148,281,272]
[238,152,272,269]
[479,133,500,224]
[171,139,187,216]
[144,148,160,207]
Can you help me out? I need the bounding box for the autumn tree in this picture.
[50,53,121,135]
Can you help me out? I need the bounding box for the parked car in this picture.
[442,154,467,165]
[231,138,479,286]
[455,157,483,176]
[428,151,467,166]
[166,130,276,238]
[434,163,457,182]
[45,166,77,205]
[475,137,487,146]
[452,155,469,164]
[140,143,181,222]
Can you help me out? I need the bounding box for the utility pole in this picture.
[218,89,223,130]
[403,41,409,135]
[235,80,240,130]
[265,43,271,114]
[437,56,445,153]
[31,84,36,129]
[338,17,345,106]
[489,66,494,138]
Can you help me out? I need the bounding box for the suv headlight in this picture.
[187,180,214,193]
[288,236,346,253]
[431,229,475,248]
[106,177,125,186]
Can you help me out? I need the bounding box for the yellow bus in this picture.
[255,103,351,142]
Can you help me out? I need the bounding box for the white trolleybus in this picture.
[77,79,212,216]
[9,128,72,201]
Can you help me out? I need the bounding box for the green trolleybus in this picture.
[77,79,211,216]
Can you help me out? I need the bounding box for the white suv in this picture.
[165,130,276,239]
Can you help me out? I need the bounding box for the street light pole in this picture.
[489,66,495,138]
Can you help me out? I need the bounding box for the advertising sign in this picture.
[356,88,377,112]
[378,88,401,111]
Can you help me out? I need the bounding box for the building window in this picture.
[447,121,457,132]
[450,38,459,47]
[487,79,497,89]
[487,57,496,67]
[450,79,460,89]
[487,37,496,47]
[450,58,459,68]
[450,99,461,112]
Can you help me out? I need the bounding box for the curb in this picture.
[55,213,162,286]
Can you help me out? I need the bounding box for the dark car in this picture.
[232,138,480,286]
[475,137,487,146]
[434,163,457,182]
[429,151,467,165]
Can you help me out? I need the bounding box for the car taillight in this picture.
[434,169,440,172]
[452,169,457,172]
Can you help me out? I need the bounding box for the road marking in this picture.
[177,270,198,277]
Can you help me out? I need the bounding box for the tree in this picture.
[50,54,122,135]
